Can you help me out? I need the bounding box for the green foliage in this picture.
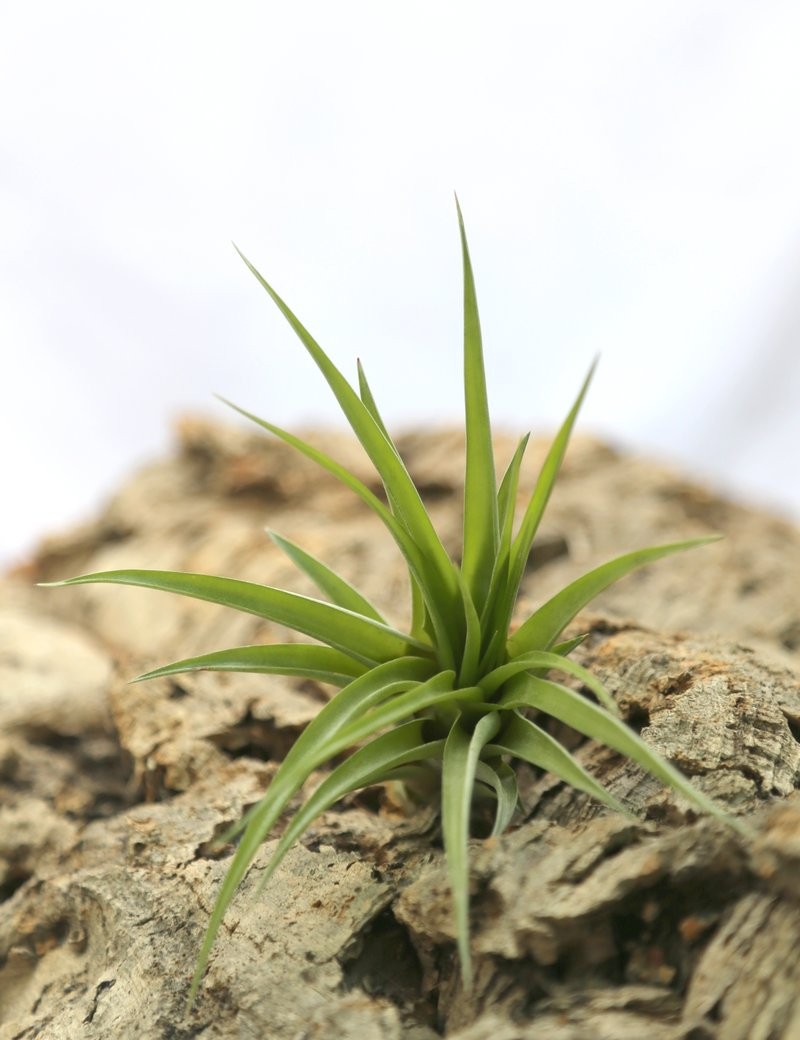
[45,203,739,1003]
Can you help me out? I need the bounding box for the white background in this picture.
[2,1,800,567]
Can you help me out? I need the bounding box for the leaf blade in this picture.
[441,711,502,988]
[325,673,485,757]
[457,199,499,608]
[500,674,743,830]
[219,396,452,660]
[268,530,386,623]
[508,537,720,657]
[254,721,446,900]
[474,759,519,836]
[46,569,425,665]
[488,711,630,816]
[496,433,529,555]
[480,648,620,715]
[357,359,394,443]
[355,361,435,644]
[486,362,595,640]
[186,657,435,1003]
[133,643,367,686]
[235,248,462,645]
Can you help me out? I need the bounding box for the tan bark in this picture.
[2,420,799,1038]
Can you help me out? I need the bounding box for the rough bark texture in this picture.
[2,419,800,1038]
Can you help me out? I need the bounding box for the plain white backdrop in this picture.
[2,1,800,566]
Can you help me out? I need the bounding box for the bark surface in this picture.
[2,420,800,1038]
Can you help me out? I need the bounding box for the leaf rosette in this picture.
[45,201,741,1002]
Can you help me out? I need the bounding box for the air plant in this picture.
[45,202,736,1003]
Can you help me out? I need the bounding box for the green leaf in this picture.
[477,628,505,677]
[187,657,434,1003]
[482,432,530,652]
[269,657,437,768]
[45,570,425,666]
[219,397,393,525]
[220,399,424,577]
[408,573,431,645]
[441,711,502,989]
[268,530,386,623]
[219,396,453,666]
[133,643,367,686]
[480,648,620,716]
[474,759,519,836]
[457,199,498,608]
[192,721,444,1005]
[214,657,440,852]
[457,572,482,687]
[496,433,529,557]
[254,721,446,900]
[550,633,588,657]
[499,674,744,831]
[508,537,720,658]
[323,673,484,758]
[355,360,434,645]
[235,247,463,652]
[488,711,630,816]
[318,673,493,765]
[484,362,596,641]
[357,359,394,443]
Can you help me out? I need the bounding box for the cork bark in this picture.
[2,419,800,1038]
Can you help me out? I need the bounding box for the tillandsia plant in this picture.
[46,202,738,1003]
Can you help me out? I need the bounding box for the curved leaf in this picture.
[508,538,720,657]
[235,247,463,648]
[457,572,482,688]
[356,360,441,647]
[254,721,446,900]
[484,362,595,641]
[499,674,744,831]
[218,397,452,660]
[46,569,425,665]
[488,711,629,816]
[205,656,438,851]
[457,200,498,607]
[275,657,438,767]
[480,648,619,715]
[474,759,519,836]
[441,711,502,988]
[133,643,366,686]
[478,434,529,655]
[326,674,484,758]
[268,530,386,623]
[496,434,529,550]
[357,359,394,444]
[187,657,435,1002]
